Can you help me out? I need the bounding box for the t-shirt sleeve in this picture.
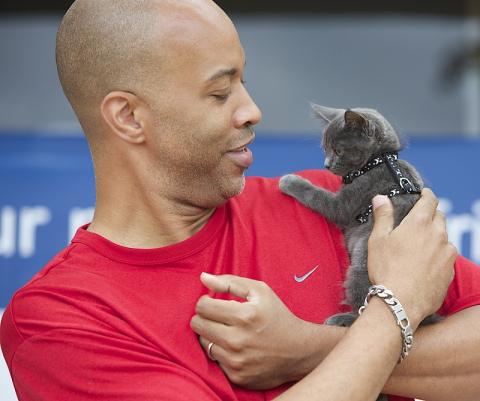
[438,255,480,315]
[1,284,234,401]
[6,323,224,401]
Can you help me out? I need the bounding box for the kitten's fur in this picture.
[279,104,439,327]
[279,105,439,401]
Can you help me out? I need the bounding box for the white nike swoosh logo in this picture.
[294,265,319,283]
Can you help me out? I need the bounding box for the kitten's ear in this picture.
[344,110,368,130]
[310,103,345,125]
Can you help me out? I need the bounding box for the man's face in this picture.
[142,10,262,208]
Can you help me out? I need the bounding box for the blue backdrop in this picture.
[1,133,480,307]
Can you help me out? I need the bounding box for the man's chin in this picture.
[221,175,246,200]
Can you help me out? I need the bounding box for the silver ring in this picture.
[207,342,217,361]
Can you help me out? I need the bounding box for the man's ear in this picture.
[100,91,146,144]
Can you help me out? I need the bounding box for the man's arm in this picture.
[193,281,480,401]
[0,318,226,401]
[192,190,460,400]
[276,296,415,401]
[276,304,480,401]
[386,305,480,400]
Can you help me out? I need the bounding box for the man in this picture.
[0,1,478,400]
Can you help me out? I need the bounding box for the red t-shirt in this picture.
[1,170,480,401]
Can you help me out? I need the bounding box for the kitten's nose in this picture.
[324,158,331,170]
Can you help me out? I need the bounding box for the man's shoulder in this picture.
[246,169,341,188]
[242,169,341,199]
[0,245,74,367]
[229,169,341,215]
[1,243,110,345]
[225,169,344,242]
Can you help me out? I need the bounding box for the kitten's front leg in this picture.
[279,174,344,225]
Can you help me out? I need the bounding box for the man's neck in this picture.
[88,193,216,249]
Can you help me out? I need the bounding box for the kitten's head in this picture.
[311,104,402,176]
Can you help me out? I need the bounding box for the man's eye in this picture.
[212,93,230,102]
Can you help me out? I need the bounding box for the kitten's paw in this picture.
[279,174,310,196]
[420,313,442,326]
[325,312,358,327]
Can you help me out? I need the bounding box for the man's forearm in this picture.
[385,305,480,401]
[294,306,480,401]
[275,297,405,401]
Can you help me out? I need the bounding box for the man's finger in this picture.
[195,295,244,325]
[419,187,439,210]
[200,273,259,300]
[432,209,447,232]
[371,195,394,238]
[198,336,228,364]
[190,314,232,349]
[401,188,439,225]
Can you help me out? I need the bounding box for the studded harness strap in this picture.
[342,152,421,224]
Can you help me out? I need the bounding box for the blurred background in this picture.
[1,1,480,399]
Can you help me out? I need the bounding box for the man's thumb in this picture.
[200,273,252,299]
[371,195,394,237]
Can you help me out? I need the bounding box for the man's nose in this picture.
[234,88,262,128]
[247,99,262,126]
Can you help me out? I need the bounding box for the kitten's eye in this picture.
[334,149,344,156]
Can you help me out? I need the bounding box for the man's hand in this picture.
[368,188,457,328]
[190,273,331,389]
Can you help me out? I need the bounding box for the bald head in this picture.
[56,0,231,121]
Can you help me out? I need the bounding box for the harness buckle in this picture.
[399,177,416,193]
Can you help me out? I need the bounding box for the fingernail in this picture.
[372,195,389,210]
[201,272,215,279]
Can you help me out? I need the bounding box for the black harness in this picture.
[342,153,421,224]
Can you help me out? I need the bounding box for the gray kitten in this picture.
[279,105,439,401]
[279,104,439,328]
